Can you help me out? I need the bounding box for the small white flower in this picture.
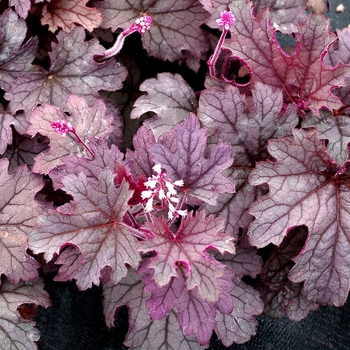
[141,190,153,199]
[173,179,184,187]
[168,202,175,213]
[145,197,154,212]
[153,163,162,174]
[159,188,166,199]
[165,181,176,195]
[144,178,157,189]
[177,209,188,217]
[169,196,179,203]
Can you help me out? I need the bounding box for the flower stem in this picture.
[71,130,95,159]
[207,28,230,77]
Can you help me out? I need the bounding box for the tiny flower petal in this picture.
[177,209,188,217]
[165,181,176,195]
[153,164,162,174]
[145,197,154,212]
[173,179,184,187]
[159,188,166,199]
[51,120,74,137]
[169,196,179,203]
[141,190,153,199]
[144,178,157,189]
[168,202,175,213]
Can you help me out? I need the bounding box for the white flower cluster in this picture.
[141,164,187,220]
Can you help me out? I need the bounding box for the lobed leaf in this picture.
[131,73,198,140]
[49,139,124,189]
[125,126,156,180]
[302,110,350,165]
[27,95,114,174]
[151,114,235,205]
[41,0,102,32]
[29,169,142,290]
[223,0,350,114]
[198,83,297,235]
[93,0,210,71]
[139,211,235,302]
[143,267,217,346]
[8,0,31,18]
[0,9,38,91]
[0,159,44,284]
[248,128,350,306]
[103,267,204,349]
[253,0,308,34]
[215,276,264,345]
[257,226,319,321]
[5,27,127,114]
[0,279,51,350]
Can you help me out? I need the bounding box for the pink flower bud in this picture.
[50,120,75,137]
[134,15,153,34]
[216,10,235,30]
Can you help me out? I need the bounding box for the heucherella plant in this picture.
[0,0,350,349]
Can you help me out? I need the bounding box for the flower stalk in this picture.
[50,120,95,158]
[207,10,235,77]
[94,15,153,61]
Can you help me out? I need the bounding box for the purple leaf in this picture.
[324,27,350,66]
[27,95,114,174]
[54,245,83,282]
[248,128,350,306]
[8,0,31,18]
[198,83,298,234]
[143,266,217,346]
[29,169,143,290]
[101,52,145,150]
[253,0,308,34]
[49,139,124,189]
[323,28,350,114]
[5,27,127,114]
[198,83,298,165]
[103,267,148,329]
[215,276,264,345]
[151,114,235,205]
[1,132,49,172]
[223,0,350,113]
[0,9,38,91]
[103,267,206,349]
[0,159,44,284]
[0,279,51,350]
[212,247,263,344]
[0,105,15,154]
[131,73,197,140]
[40,0,102,32]
[125,126,156,180]
[257,226,319,321]
[302,110,350,165]
[215,246,263,279]
[139,211,235,302]
[93,0,210,71]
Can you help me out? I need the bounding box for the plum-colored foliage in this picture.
[0,0,350,348]
[223,0,350,114]
[41,0,102,33]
